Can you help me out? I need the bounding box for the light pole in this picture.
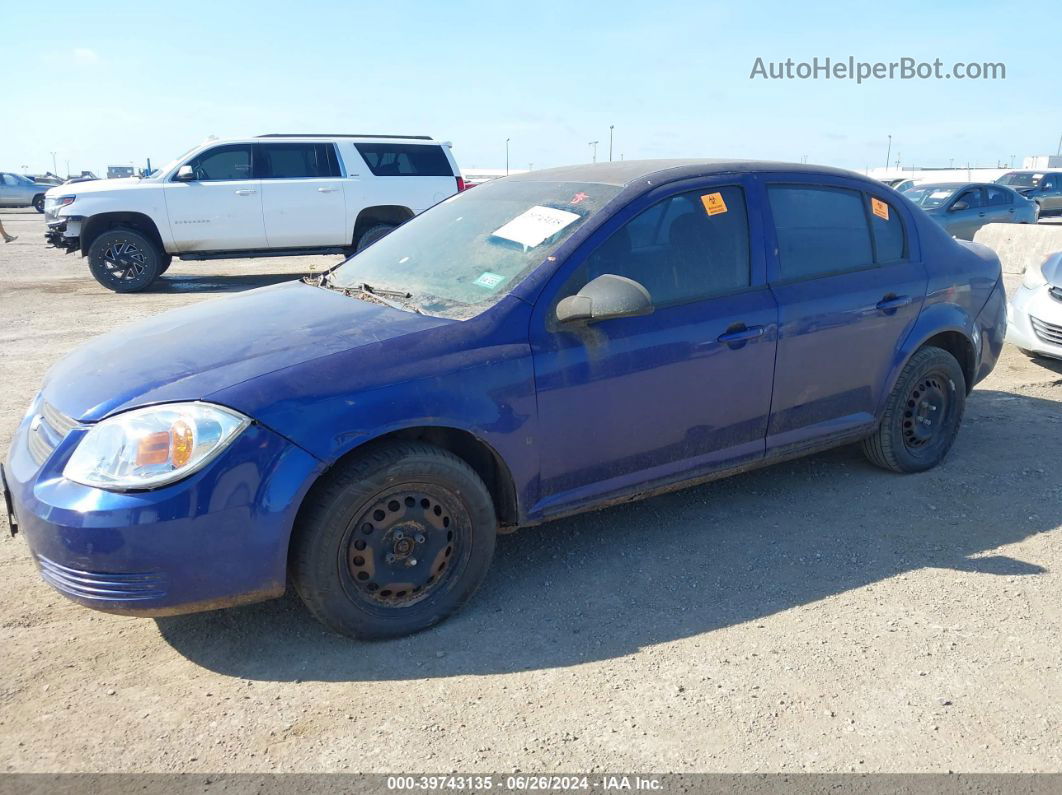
[50,151,58,177]
[609,125,614,162]
[884,135,892,171]
[505,138,510,176]
[588,140,599,163]
[528,163,533,171]
[1010,154,1016,168]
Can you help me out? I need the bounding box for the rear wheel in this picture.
[355,224,395,253]
[862,346,966,473]
[87,228,163,293]
[290,442,497,639]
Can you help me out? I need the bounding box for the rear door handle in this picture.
[876,294,912,312]
[717,324,765,344]
[234,189,256,196]
[317,187,339,193]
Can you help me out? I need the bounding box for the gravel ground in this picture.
[1,207,1060,774]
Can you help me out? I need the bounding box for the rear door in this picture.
[985,185,1017,224]
[258,142,347,247]
[162,143,267,251]
[763,177,927,456]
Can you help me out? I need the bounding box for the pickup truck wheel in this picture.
[87,228,163,293]
[291,441,497,640]
[862,345,966,473]
[33,195,45,213]
[355,224,395,253]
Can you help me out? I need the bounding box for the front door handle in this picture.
[876,294,912,312]
[234,189,257,196]
[317,187,339,193]
[717,324,765,344]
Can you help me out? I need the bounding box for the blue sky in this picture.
[5,0,1059,176]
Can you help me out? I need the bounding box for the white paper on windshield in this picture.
[930,190,952,199]
[491,206,581,250]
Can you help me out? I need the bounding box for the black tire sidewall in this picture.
[355,224,395,253]
[87,229,163,293]
[33,196,45,213]
[291,444,496,639]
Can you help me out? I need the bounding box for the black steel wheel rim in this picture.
[100,240,148,282]
[902,371,952,451]
[339,484,464,609]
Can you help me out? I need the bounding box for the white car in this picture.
[44,134,465,292]
[1007,251,1062,359]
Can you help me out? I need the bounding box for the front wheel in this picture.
[33,195,45,213]
[290,442,497,640]
[862,346,966,473]
[87,228,163,293]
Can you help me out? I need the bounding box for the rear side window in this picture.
[183,145,253,181]
[355,143,453,177]
[868,195,906,263]
[768,185,873,279]
[258,143,339,178]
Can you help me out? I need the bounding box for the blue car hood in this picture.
[42,281,451,422]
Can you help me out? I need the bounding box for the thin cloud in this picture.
[72,48,99,64]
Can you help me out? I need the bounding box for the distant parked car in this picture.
[884,177,916,193]
[1007,251,1062,360]
[995,170,1062,216]
[0,172,51,213]
[4,159,1007,639]
[903,182,1038,239]
[44,134,465,293]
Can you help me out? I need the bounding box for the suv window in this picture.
[577,185,751,306]
[1042,175,1058,190]
[868,195,906,263]
[986,186,1013,206]
[354,143,453,177]
[768,185,873,279]
[258,143,339,179]
[183,145,253,181]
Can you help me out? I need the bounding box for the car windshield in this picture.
[328,179,623,319]
[903,184,959,209]
[996,172,1044,188]
[149,145,200,178]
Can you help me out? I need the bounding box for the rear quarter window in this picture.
[868,195,906,263]
[354,143,454,177]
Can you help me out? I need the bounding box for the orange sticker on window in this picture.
[871,197,890,220]
[701,192,728,216]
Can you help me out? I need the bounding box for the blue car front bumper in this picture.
[3,413,322,616]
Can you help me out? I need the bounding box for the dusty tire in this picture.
[87,227,163,293]
[355,224,395,253]
[862,346,966,473]
[290,441,497,640]
[158,254,173,275]
[33,195,45,213]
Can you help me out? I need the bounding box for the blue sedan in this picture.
[903,182,1039,240]
[2,160,1007,639]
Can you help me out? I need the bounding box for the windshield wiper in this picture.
[356,282,412,300]
[307,273,422,314]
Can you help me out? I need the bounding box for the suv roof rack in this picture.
[257,134,433,140]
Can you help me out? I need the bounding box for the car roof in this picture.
[506,159,882,187]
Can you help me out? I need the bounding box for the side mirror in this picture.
[175,165,195,181]
[950,200,969,212]
[555,273,653,325]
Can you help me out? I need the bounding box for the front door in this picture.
[946,186,987,240]
[162,143,267,251]
[763,179,927,455]
[529,179,778,518]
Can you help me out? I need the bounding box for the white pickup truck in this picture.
[44,134,465,292]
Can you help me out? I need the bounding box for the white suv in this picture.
[44,134,464,292]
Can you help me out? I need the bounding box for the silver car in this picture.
[1007,251,1062,360]
[0,172,50,213]
[995,170,1062,216]
[902,182,1039,240]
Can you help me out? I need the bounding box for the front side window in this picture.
[258,143,339,179]
[954,188,984,208]
[354,143,453,177]
[182,145,253,181]
[573,186,751,307]
[768,185,873,279]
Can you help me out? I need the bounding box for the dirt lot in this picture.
[1,207,1060,774]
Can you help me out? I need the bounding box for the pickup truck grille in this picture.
[27,402,78,466]
[1030,316,1062,346]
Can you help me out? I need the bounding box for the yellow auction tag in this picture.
[871,197,890,220]
[701,192,728,216]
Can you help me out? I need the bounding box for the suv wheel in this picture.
[862,345,966,473]
[87,228,164,293]
[355,224,395,253]
[33,195,45,213]
[290,441,497,640]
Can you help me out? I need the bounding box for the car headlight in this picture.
[47,195,75,208]
[63,402,249,490]
[1022,255,1049,289]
